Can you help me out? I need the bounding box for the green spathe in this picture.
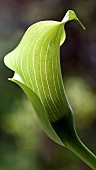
[4,10,96,169]
[4,10,83,145]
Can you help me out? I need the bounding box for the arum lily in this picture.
[4,10,96,169]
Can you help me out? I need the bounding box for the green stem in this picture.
[52,117,96,169]
[66,132,96,169]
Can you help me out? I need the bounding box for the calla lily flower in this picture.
[4,10,96,169]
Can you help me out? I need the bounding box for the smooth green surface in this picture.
[4,10,96,169]
[4,10,83,144]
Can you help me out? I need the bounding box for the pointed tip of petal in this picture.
[62,10,85,30]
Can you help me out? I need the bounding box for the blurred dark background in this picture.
[0,0,96,169]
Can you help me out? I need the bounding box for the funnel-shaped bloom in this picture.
[4,10,96,169]
[4,10,85,145]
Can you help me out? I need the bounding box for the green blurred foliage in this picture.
[65,77,96,128]
[0,0,96,169]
